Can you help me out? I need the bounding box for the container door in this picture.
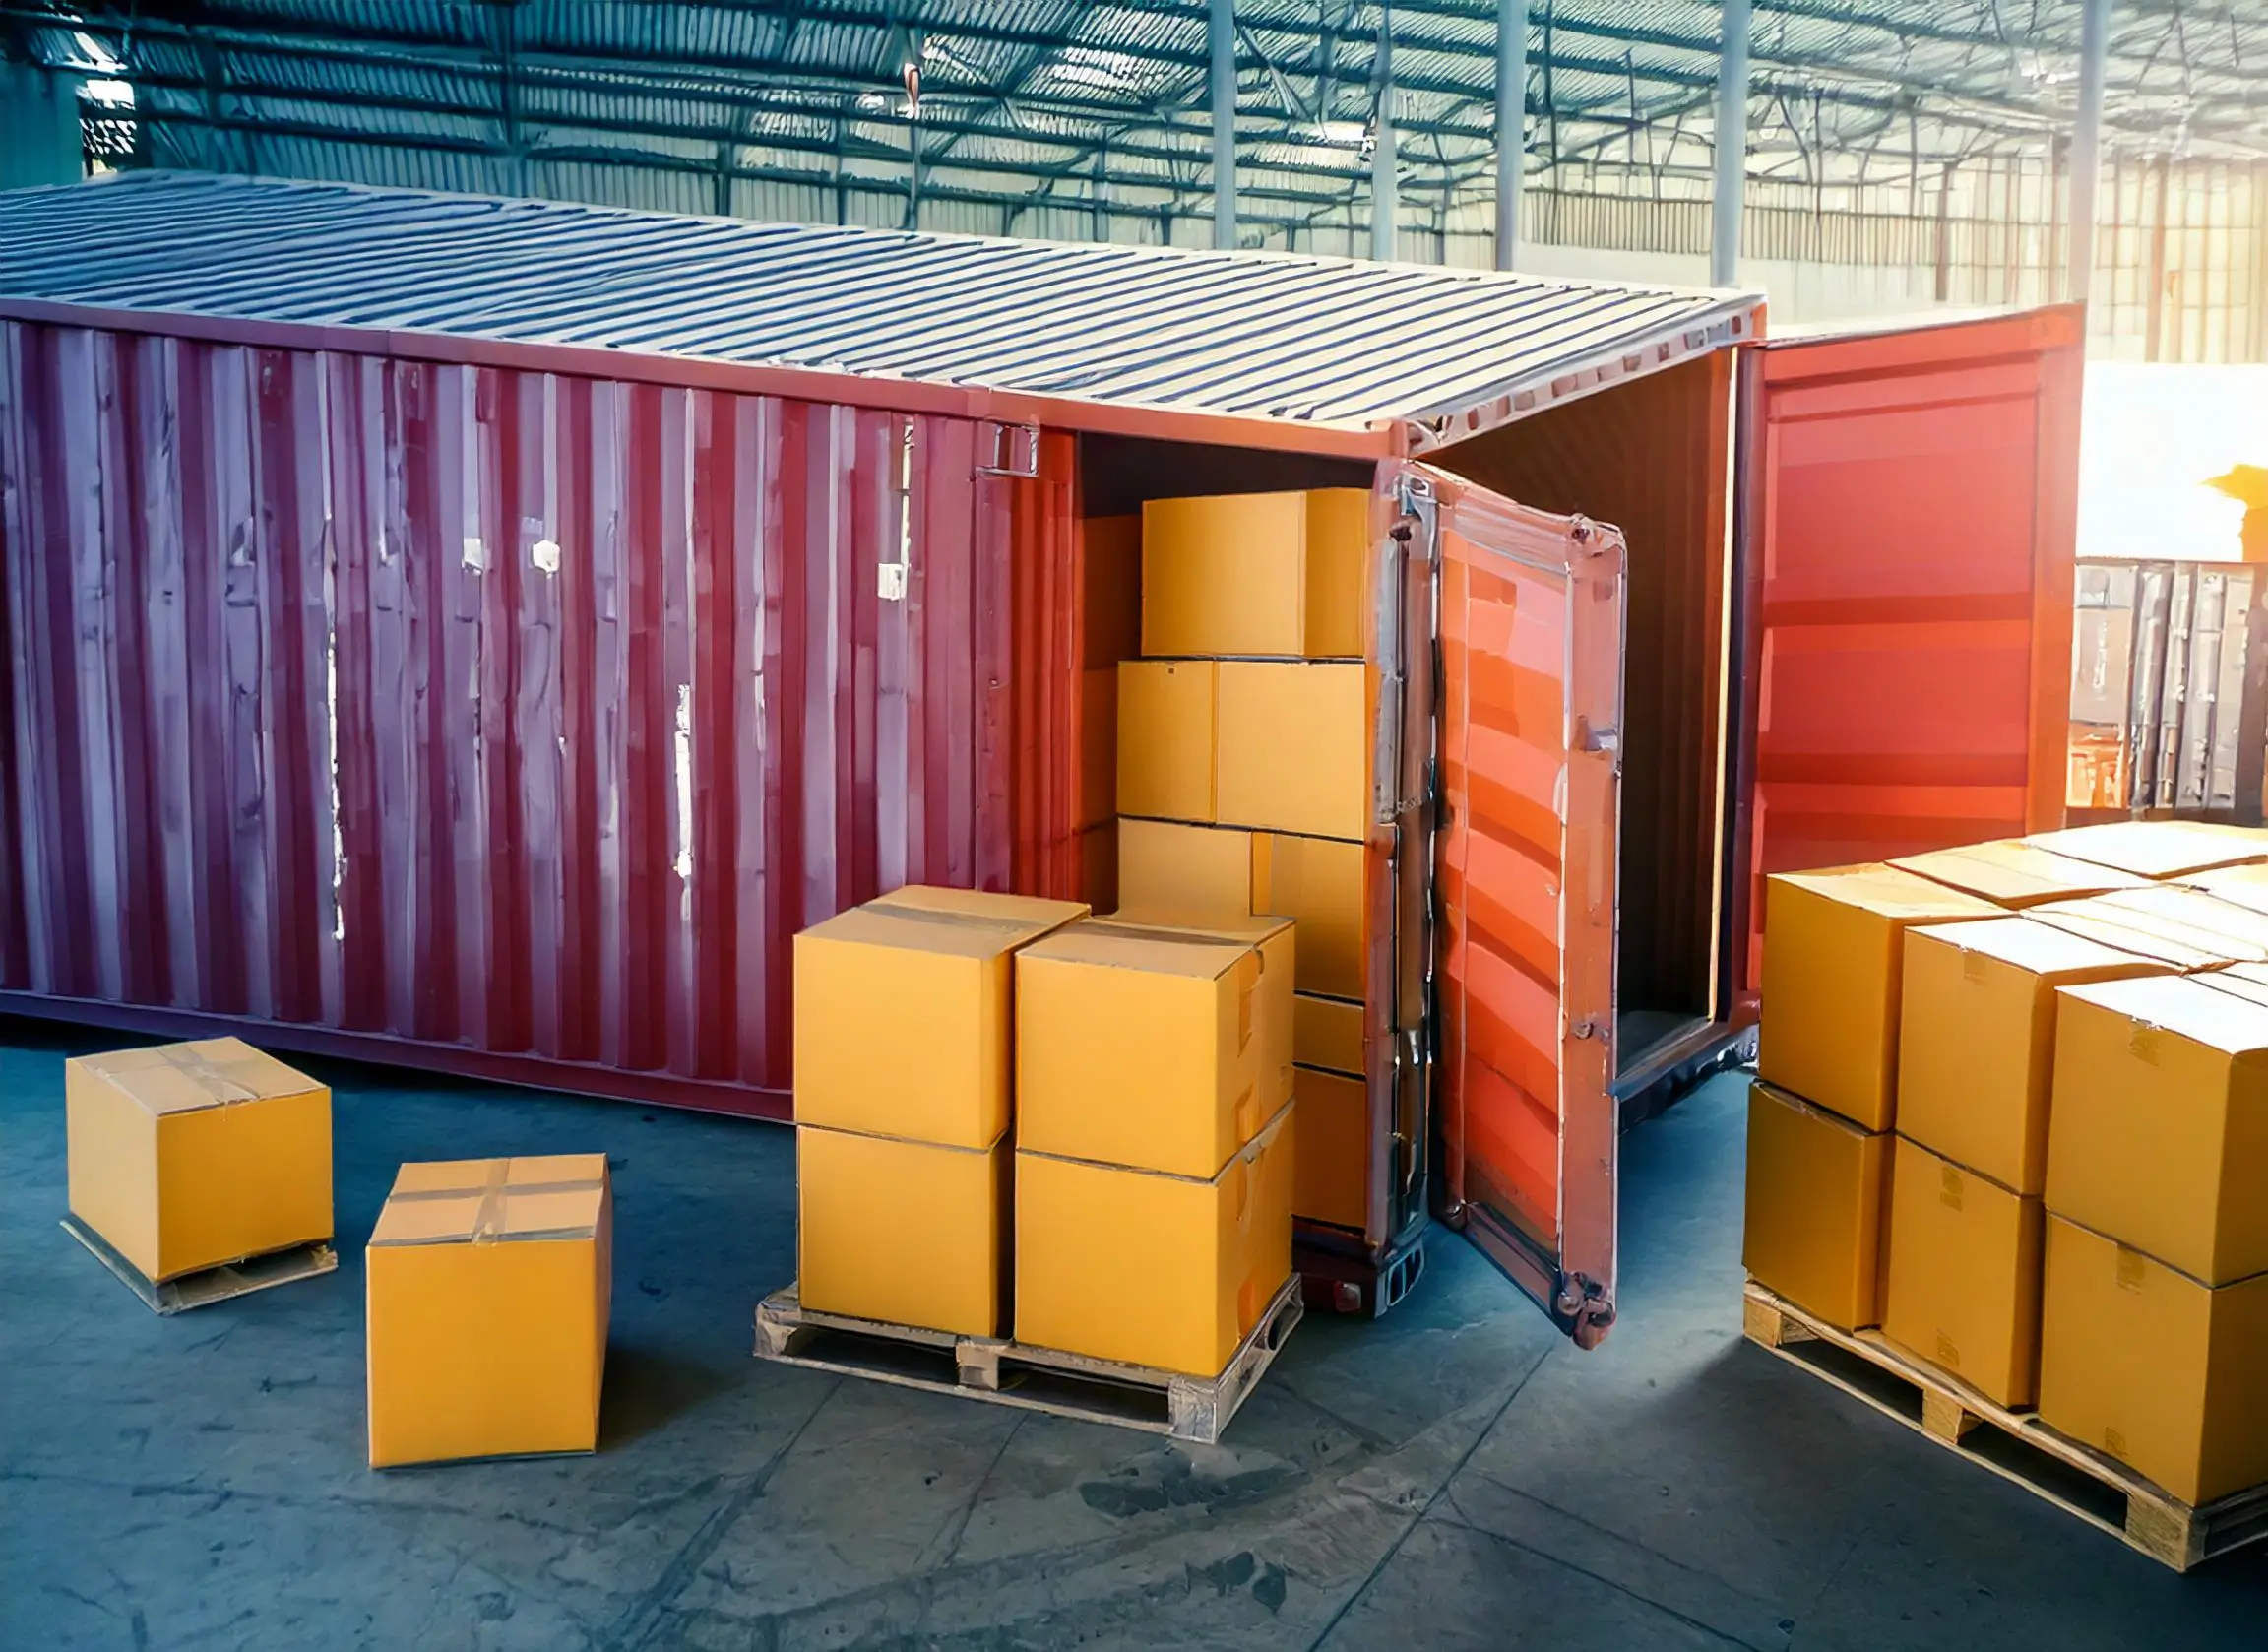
[1731,306,2084,1003]
[1403,463,1626,1348]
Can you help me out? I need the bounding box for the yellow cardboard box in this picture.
[793,886,1089,1148]
[1892,839,2147,907]
[1883,1139,2045,1407]
[1757,865,2000,1130]
[1118,660,1218,822]
[1295,994,1365,1077]
[2048,974,2268,1286]
[1291,1066,1367,1231]
[1117,819,1367,1000]
[2027,820,2268,880]
[1898,916,2170,1193]
[65,1038,332,1285]
[2039,1214,2268,1507]
[1017,914,1293,1178]
[797,1125,1008,1336]
[1743,1080,1892,1330]
[1018,1103,1294,1375]
[1141,489,1368,660]
[1216,662,1371,842]
[365,1155,610,1469]
[2076,884,2268,964]
[2026,897,2235,972]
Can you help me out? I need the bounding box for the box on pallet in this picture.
[1117,817,1367,1002]
[2027,821,2268,881]
[2026,898,2237,972]
[365,1155,611,1469]
[1757,865,2000,1130]
[65,1038,332,1285]
[1892,839,2146,907]
[1743,1080,1891,1331]
[1216,663,1372,842]
[2048,973,2268,1286]
[1140,489,1368,660]
[1883,1138,2044,1408]
[1018,1104,1295,1376]
[2077,884,2268,963]
[1017,913,1293,1179]
[791,887,1090,1148]
[2040,1214,2268,1507]
[1292,1065,1366,1231]
[1117,661,1219,823]
[797,1126,1010,1336]
[1897,916,2170,1194]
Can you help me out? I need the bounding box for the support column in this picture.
[1711,0,1750,287]
[1372,5,1397,262]
[1496,0,1528,270]
[1212,0,1236,249]
[2069,0,2111,307]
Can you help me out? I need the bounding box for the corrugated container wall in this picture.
[0,319,1074,1115]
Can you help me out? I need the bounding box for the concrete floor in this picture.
[2,1021,2263,1652]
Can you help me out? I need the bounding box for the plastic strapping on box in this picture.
[1963,950,1989,985]
[2116,1245,2150,1291]
[468,1158,512,1244]
[2130,1024,2163,1065]
[374,1161,608,1246]
[156,1045,263,1109]
[1938,1163,1965,1210]
[1077,919,1254,953]
[858,904,1051,939]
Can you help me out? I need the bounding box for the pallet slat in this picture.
[753,1276,1302,1445]
[1743,1280,2268,1572]
[63,1216,338,1315]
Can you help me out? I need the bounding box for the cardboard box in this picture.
[2076,884,2268,964]
[1017,914,1293,1179]
[1291,1066,1366,1231]
[1757,865,2001,1130]
[1118,660,1218,823]
[1295,994,1365,1077]
[2027,820,2268,880]
[1017,1104,1294,1375]
[792,886,1089,1148]
[1117,820,1367,1000]
[1883,1139,2045,1407]
[2026,897,2235,972]
[2039,1214,2268,1507]
[797,1124,1008,1336]
[1216,662,1371,842]
[1141,489,1367,660]
[65,1039,332,1285]
[1117,817,1253,923]
[1898,917,2170,1193]
[1891,840,2147,908]
[2048,974,2268,1286]
[1743,1080,1892,1331]
[365,1155,610,1469]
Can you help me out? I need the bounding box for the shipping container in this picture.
[0,175,2081,1344]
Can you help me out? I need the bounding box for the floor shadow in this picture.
[599,1339,742,1450]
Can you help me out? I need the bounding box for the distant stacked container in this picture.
[1112,490,1375,1234]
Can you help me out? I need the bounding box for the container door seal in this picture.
[1413,462,1626,1348]
[1730,306,2084,1008]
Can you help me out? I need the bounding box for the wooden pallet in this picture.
[1743,1281,2268,1571]
[753,1275,1302,1445]
[63,1215,338,1316]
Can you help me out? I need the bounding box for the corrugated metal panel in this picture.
[0,317,1026,1114]
[0,173,1760,435]
[1732,308,2085,1000]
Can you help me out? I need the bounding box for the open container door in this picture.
[1400,464,1627,1348]
[1732,306,2084,1005]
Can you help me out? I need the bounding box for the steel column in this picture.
[1495,0,1528,271]
[2069,0,2111,308]
[1211,0,1236,249]
[1711,0,1750,287]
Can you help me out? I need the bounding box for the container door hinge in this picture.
[1556,1274,1616,1350]
[1574,717,1619,759]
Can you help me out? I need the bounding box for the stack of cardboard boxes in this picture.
[1114,488,1375,1234]
[791,883,1298,1379]
[1747,821,2268,1509]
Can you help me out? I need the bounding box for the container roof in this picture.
[0,171,1760,445]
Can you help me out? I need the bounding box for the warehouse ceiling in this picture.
[6,2,2267,241]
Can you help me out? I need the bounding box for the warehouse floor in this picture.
[2,1022,2263,1651]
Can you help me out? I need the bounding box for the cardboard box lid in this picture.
[369,1154,609,1247]
[2027,821,2268,879]
[799,886,1090,961]
[70,1038,321,1117]
[1769,863,2004,922]
[2059,972,2268,1059]
[1026,913,1293,981]
[1907,913,2165,977]
[2028,898,2238,970]
[1892,840,2148,907]
[2088,884,2268,960]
